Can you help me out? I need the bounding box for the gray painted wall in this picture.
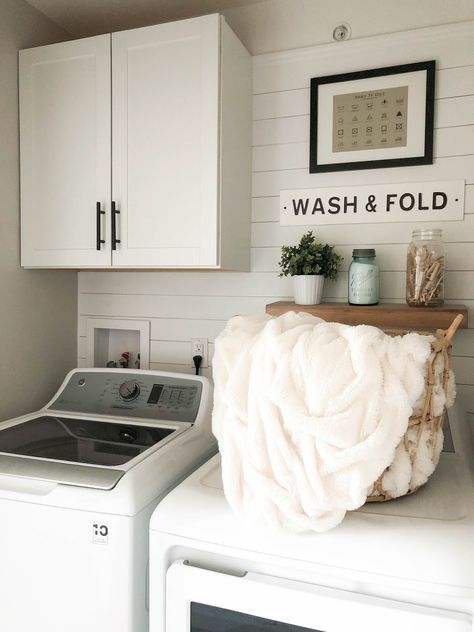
[0,0,77,420]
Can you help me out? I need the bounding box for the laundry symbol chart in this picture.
[332,84,408,153]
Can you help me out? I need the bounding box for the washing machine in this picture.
[0,368,216,632]
[149,400,474,632]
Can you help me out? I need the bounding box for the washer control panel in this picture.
[49,371,203,423]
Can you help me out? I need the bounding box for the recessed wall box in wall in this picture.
[86,318,150,369]
[20,14,251,270]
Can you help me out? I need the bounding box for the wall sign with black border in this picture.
[309,60,435,173]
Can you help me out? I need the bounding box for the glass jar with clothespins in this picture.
[406,229,445,307]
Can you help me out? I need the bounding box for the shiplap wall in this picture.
[78,20,474,411]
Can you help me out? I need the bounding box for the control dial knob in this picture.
[118,380,140,401]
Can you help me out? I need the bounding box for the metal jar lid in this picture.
[412,228,442,240]
[352,248,376,257]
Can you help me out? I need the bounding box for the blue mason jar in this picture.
[348,248,380,305]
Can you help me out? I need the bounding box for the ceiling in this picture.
[24,0,268,37]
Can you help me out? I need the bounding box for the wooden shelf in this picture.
[265,302,468,330]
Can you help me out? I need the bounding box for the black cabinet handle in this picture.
[111,201,121,250]
[96,202,105,251]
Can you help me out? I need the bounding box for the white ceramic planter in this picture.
[292,275,324,305]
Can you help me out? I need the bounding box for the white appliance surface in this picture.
[149,401,474,631]
[0,368,217,632]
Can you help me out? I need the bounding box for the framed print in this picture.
[309,60,435,173]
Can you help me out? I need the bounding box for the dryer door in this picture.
[166,561,472,632]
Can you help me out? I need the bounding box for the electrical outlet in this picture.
[191,338,208,368]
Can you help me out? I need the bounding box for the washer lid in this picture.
[0,415,176,490]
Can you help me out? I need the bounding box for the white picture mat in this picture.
[317,70,427,164]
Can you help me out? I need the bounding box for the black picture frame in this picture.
[309,60,435,173]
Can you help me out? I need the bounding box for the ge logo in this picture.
[92,523,109,544]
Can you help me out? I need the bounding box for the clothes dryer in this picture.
[150,401,474,632]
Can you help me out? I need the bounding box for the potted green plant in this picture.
[279,231,343,305]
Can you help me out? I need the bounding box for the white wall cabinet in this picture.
[20,15,251,269]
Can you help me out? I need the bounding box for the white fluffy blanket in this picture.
[212,312,450,533]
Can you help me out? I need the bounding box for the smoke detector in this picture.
[333,23,351,42]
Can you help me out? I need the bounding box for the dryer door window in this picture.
[191,602,319,631]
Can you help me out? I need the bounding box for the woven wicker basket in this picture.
[366,313,463,502]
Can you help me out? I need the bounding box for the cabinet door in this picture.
[112,16,220,267]
[20,36,111,267]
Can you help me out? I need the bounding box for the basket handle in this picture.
[444,313,464,343]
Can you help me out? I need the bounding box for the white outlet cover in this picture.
[191,338,208,367]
